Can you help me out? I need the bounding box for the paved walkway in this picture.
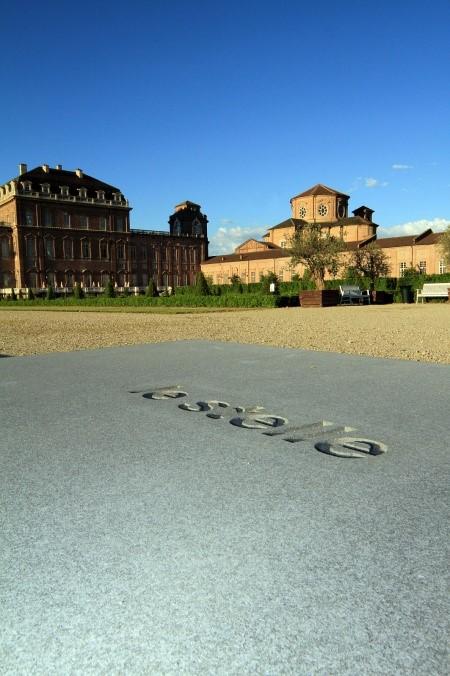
[1,342,448,674]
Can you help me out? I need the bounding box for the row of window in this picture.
[23,209,126,231]
[20,271,192,289]
[399,260,447,275]
[24,236,200,264]
[21,182,124,202]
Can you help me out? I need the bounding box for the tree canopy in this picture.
[350,242,391,290]
[288,224,345,290]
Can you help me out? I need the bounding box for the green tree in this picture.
[145,279,159,297]
[46,284,56,300]
[288,223,345,290]
[103,280,115,298]
[229,274,243,294]
[439,225,450,267]
[260,271,280,295]
[194,271,210,296]
[350,242,391,291]
[73,282,85,299]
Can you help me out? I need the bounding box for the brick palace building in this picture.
[0,163,209,291]
[201,183,446,284]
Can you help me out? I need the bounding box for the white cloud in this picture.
[378,218,450,238]
[392,164,413,170]
[209,224,267,255]
[365,177,389,188]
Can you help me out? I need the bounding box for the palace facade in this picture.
[201,184,445,284]
[0,164,208,291]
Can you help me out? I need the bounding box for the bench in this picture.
[339,285,370,305]
[416,283,450,303]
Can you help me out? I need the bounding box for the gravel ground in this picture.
[0,305,449,363]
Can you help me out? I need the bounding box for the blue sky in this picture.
[1,0,449,254]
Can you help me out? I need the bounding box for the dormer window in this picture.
[22,181,32,192]
[96,190,105,201]
[78,187,87,199]
[112,192,122,203]
[192,220,202,235]
[60,186,70,197]
[41,183,51,194]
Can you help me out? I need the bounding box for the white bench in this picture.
[339,285,370,305]
[416,283,450,303]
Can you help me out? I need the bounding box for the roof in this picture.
[266,218,306,231]
[13,165,122,199]
[203,249,291,265]
[377,230,443,248]
[290,183,350,201]
[174,200,201,210]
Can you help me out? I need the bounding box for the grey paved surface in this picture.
[0,341,449,675]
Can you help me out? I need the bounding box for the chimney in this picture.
[56,164,62,170]
[42,164,50,173]
[18,163,27,175]
[75,168,83,178]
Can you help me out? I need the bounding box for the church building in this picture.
[201,184,445,283]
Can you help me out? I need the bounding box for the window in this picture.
[439,259,446,274]
[317,203,328,217]
[81,239,90,259]
[1,238,10,258]
[117,243,125,260]
[25,209,34,225]
[419,260,426,274]
[22,181,32,192]
[142,273,148,287]
[44,208,52,226]
[96,190,105,201]
[60,186,69,197]
[299,206,307,219]
[99,216,107,230]
[100,241,109,260]
[63,239,74,259]
[78,215,88,229]
[26,237,36,258]
[45,238,55,259]
[28,272,39,288]
[63,212,71,227]
[280,240,286,248]
[47,271,56,287]
[129,246,136,261]
[1,272,12,287]
[116,216,124,231]
[41,183,50,194]
[82,271,92,287]
[101,271,110,287]
[65,271,74,287]
[141,247,147,261]
[399,262,407,276]
[78,188,87,199]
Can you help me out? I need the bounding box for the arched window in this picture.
[82,270,92,287]
[47,271,56,287]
